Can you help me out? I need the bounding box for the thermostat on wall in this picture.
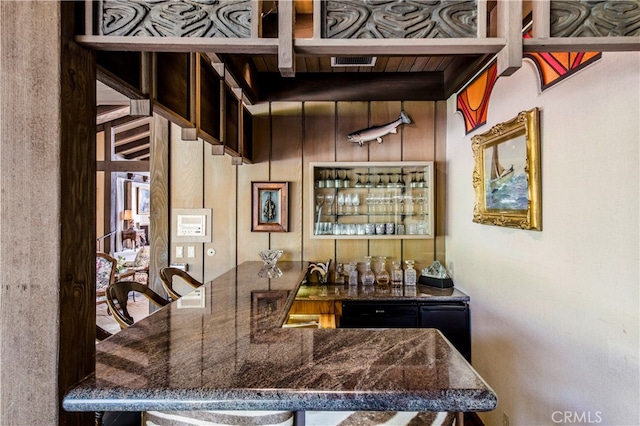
[172,208,212,243]
[177,214,206,236]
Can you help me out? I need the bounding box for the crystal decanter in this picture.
[404,260,417,286]
[375,256,390,287]
[391,260,403,287]
[362,256,376,286]
[348,261,359,286]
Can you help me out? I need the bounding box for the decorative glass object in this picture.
[362,256,376,286]
[404,260,417,286]
[258,249,283,278]
[391,260,403,287]
[375,256,390,287]
[422,260,449,279]
[348,262,359,286]
[334,263,345,285]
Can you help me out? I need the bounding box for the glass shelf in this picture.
[310,161,434,240]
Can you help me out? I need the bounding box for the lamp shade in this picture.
[122,209,133,221]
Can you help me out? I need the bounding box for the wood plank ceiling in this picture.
[97,83,151,162]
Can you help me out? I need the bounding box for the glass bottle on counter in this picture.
[375,256,390,287]
[391,260,403,287]
[348,261,359,286]
[362,256,376,286]
[404,260,417,286]
[334,263,345,285]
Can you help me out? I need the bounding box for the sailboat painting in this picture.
[472,108,541,230]
[483,133,528,210]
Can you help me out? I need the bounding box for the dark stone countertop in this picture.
[63,261,496,413]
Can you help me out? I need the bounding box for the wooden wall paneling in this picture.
[150,114,171,298]
[368,101,402,162]
[204,154,237,282]
[270,102,303,260]
[336,102,369,267]
[196,54,222,146]
[242,104,254,162]
[96,170,105,250]
[434,101,447,264]
[401,101,437,270]
[57,3,96,422]
[152,52,195,129]
[368,102,402,266]
[170,122,205,281]
[237,103,270,264]
[401,101,435,161]
[224,86,241,156]
[302,101,336,264]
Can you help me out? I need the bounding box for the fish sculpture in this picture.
[347,111,412,147]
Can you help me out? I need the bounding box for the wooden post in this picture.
[278,0,295,77]
[497,0,523,76]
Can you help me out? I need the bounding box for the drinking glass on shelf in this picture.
[405,194,414,214]
[343,170,350,188]
[397,173,406,187]
[416,192,425,213]
[325,194,335,215]
[326,169,334,188]
[365,173,373,188]
[337,193,345,215]
[355,173,365,188]
[383,193,393,214]
[352,193,360,214]
[344,193,352,215]
[375,173,385,188]
[315,194,325,212]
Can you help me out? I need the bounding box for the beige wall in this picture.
[169,101,446,282]
[445,52,640,425]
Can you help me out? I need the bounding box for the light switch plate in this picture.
[176,246,183,258]
[187,246,195,258]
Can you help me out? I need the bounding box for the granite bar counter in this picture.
[63,261,497,414]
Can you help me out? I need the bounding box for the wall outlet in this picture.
[503,412,509,426]
[175,246,183,258]
[187,246,195,258]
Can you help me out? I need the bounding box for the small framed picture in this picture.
[137,187,150,215]
[252,182,289,232]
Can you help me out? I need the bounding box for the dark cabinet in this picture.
[340,300,471,363]
[340,302,418,328]
[419,302,471,362]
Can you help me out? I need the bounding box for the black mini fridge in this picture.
[419,302,471,363]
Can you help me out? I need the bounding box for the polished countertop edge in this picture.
[64,261,497,414]
[63,387,497,412]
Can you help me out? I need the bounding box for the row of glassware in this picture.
[334,257,417,287]
[316,170,428,189]
[316,191,428,216]
[314,221,429,236]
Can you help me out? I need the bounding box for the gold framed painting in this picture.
[251,182,289,232]
[471,108,541,230]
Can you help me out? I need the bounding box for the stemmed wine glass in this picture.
[315,194,325,234]
[416,192,426,213]
[325,194,335,216]
[337,193,345,215]
[344,193,352,215]
[352,193,360,215]
[315,194,325,213]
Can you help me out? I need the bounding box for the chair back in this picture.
[96,252,117,303]
[106,281,169,329]
[160,267,203,301]
[132,245,150,267]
